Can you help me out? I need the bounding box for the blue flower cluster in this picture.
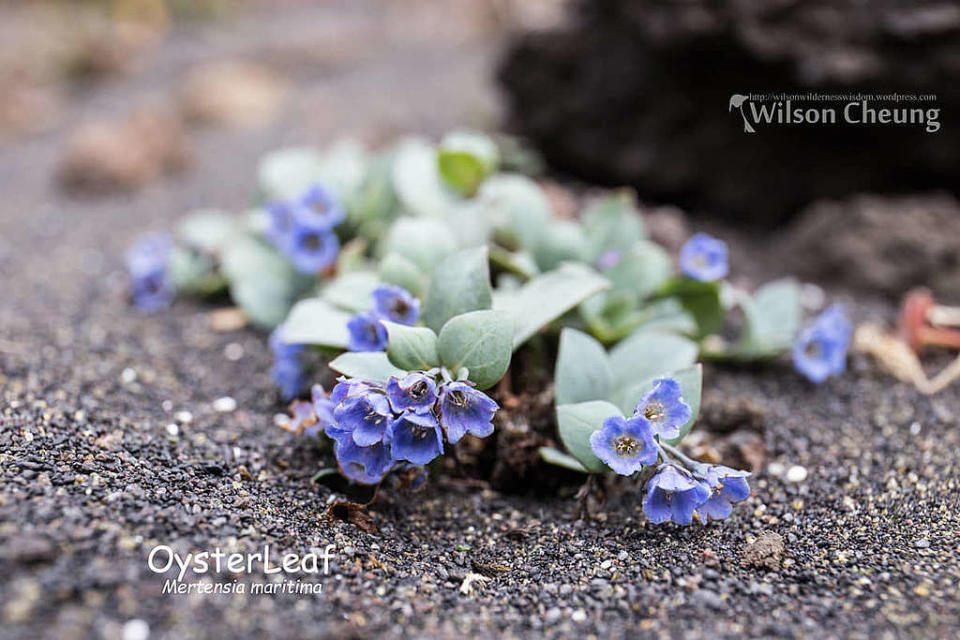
[347,284,420,352]
[588,376,750,525]
[304,372,498,484]
[590,378,691,475]
[125,233,174,312]
[793,303,853,384]
[644,463,750,525]
[270,324,306,400]
[266,184,344,274]
[680,232,728,282]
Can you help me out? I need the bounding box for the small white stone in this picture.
[799,283,826,311]
[122,619,150,640]
[785,465,808,483]
[120,368,137,384]
[174,410,193,424]
[767,462,786,477]
[571,609,587,623]
[909,421,921,435]
[224,342,244,361]
[212,396,237,413]
[165,423,179,437]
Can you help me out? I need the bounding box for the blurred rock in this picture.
[180,61,288,129]
[499,0,960,226]
[58,106,190,194]
[785,193,960,300]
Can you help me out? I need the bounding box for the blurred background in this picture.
[1,0,959,301]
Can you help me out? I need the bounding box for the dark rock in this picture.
[499,0,960,226]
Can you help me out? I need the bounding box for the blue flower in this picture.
[330,377,380,405]
[299,184,345,228]
[269,326,305,400]
[633,378,691,440]
[679,233,728,282]
[310,384,337,436]
[793,303,853,383]
[334,437,393,485]
[125,233,174,312]
[286,213,340,274]
[596,250,623,270]
[265,201,297,252]
[589,415,658,475]
[333,391,393,447]
[282,400,318,437]
[387,373,438,414]
[438,381,498,444]
[642,463,711,525]
[694,465,751,521]
[347,311,388,352]
[388,412,444,465]
[372,284,420,326]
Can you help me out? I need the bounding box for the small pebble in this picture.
[224,342,245,361]
[212,397,237,413]
[120,368,137,384]
[122,619,150,640]
[909,421,921,435]
[785,465,808,483]
[165,423,179,437]
[174,410,193,424]
[571,610,587,623]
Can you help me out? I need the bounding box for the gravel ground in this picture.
[1,3,959,639]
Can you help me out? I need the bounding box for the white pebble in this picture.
[909,421,921,435]
[799,283,826,311]
[120,368,137,384]
[165,423,179,437]
[785,465,808,483]
[213,397,237,413]
[767,462,786,477]
[571,609,587,623]
[224,342,245,361]
[174,410,193,424]
[122,619,150,640]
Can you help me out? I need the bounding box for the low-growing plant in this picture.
[126,130,853,524]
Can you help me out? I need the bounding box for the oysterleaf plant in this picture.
[125,129,855,525]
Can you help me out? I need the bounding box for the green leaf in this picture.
[555,329,613,405]
[328,352,407,384]
[168,247,223,295]
[488,246,540,279]
[494,263,610,349]
[556,401,622,473]
[602,240,671,299]
[582,192,646,261]
[437,310,513,389]
[321,271,379,312]
[258,147,323,201]
[380,217,458,274]
[176,210,236,254]
[608,329,699,393]
[438,152,487,197]
[477,173,552,251]
[613,365,702,445]
[632,298,699,335]
[740,278,801,357]
[422,247,492,333]
[282,298,352,348]
[384,322,440,370]
[378,252,429,299]
[538,447,589,473]
[392,138,459,217]
[222,234,304,329]
[657,277,724,337]
[532,220,588,272]
[348,150,400,240]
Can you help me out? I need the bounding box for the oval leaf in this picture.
[282,298,352,348]
[437,310,512,389]
[556,401,622,473]
[384,322,440,371]
[555,328,613,405]
[608,329,699,392]
[422,247,492,333]
[538,447,588,473]
[329,352,407,384]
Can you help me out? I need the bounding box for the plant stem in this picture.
[658,441,700,470]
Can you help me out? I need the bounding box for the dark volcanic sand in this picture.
[1,3,959,639]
